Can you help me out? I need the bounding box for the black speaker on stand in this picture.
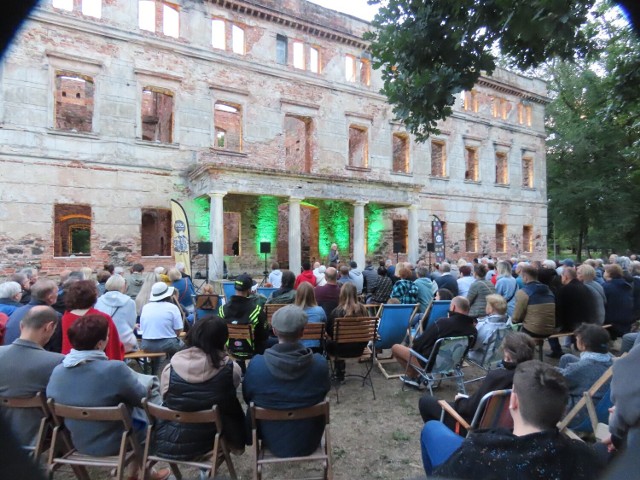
[393,242,404,264]
[196,242,213,291]
[260,242,271,286]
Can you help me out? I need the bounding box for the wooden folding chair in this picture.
[439,389,513,436]
[250,399,332,480]
[327,316,378,403]
[301,322,326,353]
[141,399,237,480]
[265,304,287,327]
[374,304,418,379]
[47,400,143,480]
[193,294,220,322]
[403,335,474,396]
[0,392,52,460]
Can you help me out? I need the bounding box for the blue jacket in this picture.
[172,277,195,309]
[603,278,634,336]
[0,298,21,317]
[243,342,329,457]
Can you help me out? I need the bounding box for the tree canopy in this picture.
[366,0,597,140]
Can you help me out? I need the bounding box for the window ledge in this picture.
[345,165,371,173]
[391,171,413,177]
[47,129,99,139]
[53,255,92,259]
[464,179,481,185]
[429,175,450,181]
[522,186,536,191]
[141,255,173,259]
[210,148,248,158]
[135,139,180,149]
[494,183,510,188]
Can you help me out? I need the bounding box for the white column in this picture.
[408,204,419,264]
[208,191,226,281]
[353,200,368,269]
[288,196,303,275]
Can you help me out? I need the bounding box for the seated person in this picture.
[94,275,138,353]
[243,305,330,457]
[155,316,245,458]
[419,332,535,431]
[467,294,509,364]
[392,296,477,389]
[0,306,64,446]
[556,324,613,427]
[423,360,605,479]
[265,271,296,305]
[294,282,326,352]
[218,274,267,360]
[168,268,195,315]
[46,315,170,480]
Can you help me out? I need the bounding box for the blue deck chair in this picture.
[422,300,452,332]
[222,282,236,302]
[374,304,418,379]
[403,335,474,396]
[256,287,277,299]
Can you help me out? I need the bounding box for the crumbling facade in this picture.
[0,0,549,278]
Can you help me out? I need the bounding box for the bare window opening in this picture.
[82,0,101,17]
[141,87,174,143]
[55,72,94,133]
[214,102,242,151]
[138,0,155,31]
[496,224,506,252]
[392,133,409,173]
[276,34,288,65]
[522,156,534,188]
[495,151,508,184]
[465,222,478,253]
[224,212,241,256]
[54,204,92,257]
[284,115,312,173]
[463,90,478,112]
[52,0,73,11]
[360,59,371,86]
[211,19,225,49]
[163,3,179,38]
[141,208,171,256]
[345,55,356,82]
[492,97,508,119]
[523,225,533,252]
[525,105,532,126]
[309,47,320,73]
[348,126,368,168]
[465,147,479,181]
[293,41,305,69]
[232,25,245,55]
[393,219,408,254]
[431,140,446,177]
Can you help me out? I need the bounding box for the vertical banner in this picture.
[432,216,445,263]
[171,199,191,276]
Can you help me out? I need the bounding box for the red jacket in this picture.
[61,307,125,360]
[294,270,317,289]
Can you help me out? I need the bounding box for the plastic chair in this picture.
[403,335,474,396]
[142,399,237,480]
[250,399,332,480]
[374,304,418,379]
[439,389,513,436]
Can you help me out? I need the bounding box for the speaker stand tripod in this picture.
[259,252,269,286]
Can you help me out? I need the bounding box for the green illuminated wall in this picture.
[316,200,350,258]
[366,203,385,254]
[254,196,279,253]
[192,197,210,240]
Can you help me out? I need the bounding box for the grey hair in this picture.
[19,267,37,279]
[441,262,451,273]
[105,275,126,292]
[175,262,185,272]
[496,260,512,277]
[617,256,631,272]
[0,281,22,299]
[542,259,557,269]
[417,266,429,278]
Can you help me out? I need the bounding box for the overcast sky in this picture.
[307,0,380,21]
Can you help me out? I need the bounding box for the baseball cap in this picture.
[234,273,255,291]
[271,305,308,334]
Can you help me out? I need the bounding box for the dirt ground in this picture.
[53,352,491,480]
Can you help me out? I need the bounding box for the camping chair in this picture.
[0,392,53,460]
[326,316,378,403]
[558,363,616,441]
[257,287,278,299]
[250,399,332,480]
[465,325,510,384]
[141,399,237,480]
[265,304,287,327]
[222,282,236,302]
[439,389,513,436]
[402,335,474,396]
[420,300,451,334]
[374,303,418,379]
[193,294,220,322]
[301,322,326,353]
[47,400,143,480]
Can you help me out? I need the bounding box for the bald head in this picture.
[324,267,337,283]
[22,306,58,330]
[450,296,470,314]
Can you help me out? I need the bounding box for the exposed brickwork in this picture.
[141,208,171,256]
[141,88,173,143]
[348,126,367,168]
[55,73,94,132]
[392,134,408,173]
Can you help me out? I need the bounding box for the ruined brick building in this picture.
[0,0,548,279]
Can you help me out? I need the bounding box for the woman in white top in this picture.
[140,282,184,374]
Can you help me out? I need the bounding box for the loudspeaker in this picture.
[260,242,271,254]
[427,242,435,252]
[393,242,404,254]
[197,242,212,254]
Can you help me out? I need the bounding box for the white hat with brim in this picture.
[149,282,175,302]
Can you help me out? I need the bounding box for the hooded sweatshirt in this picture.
[268,269,283,288]
[294,269,317,289]
[125,272,145,300]
[348,268,364,294]
[95,291,138,352]
[243,342,330,458]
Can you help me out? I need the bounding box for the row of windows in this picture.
[50,0,371,86]
[465,223,534,254]
[463,90,533,127]
[431,140,535,188]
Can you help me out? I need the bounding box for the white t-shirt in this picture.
[140,301,183,339]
